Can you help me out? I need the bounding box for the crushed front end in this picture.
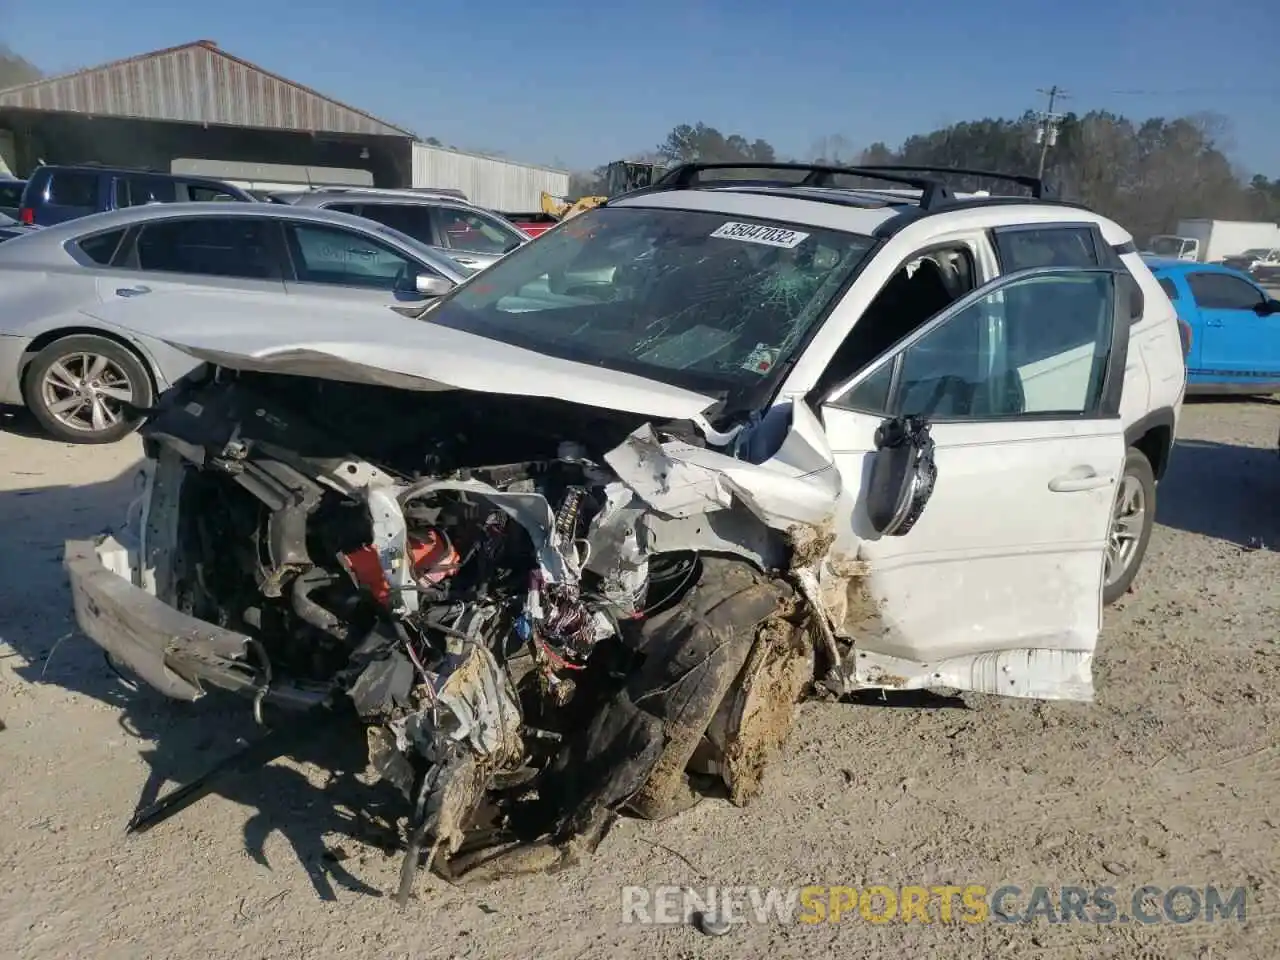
[66,367,841,899]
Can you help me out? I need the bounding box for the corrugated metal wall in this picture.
[0,41,411,137]
[412,143,569,212]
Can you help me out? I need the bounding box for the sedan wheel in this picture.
[23,335,153,444]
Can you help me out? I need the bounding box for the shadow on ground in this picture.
[0,463,407,902]
[0,403,46,439]
[1156,435,1279,549]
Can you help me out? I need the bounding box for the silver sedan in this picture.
[0,202,469,443]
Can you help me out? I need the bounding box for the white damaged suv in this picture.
[64,163,1185,891]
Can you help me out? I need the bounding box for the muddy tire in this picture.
[624,557,797,821]
[1102,447,1156,606]
[22,334,153,444]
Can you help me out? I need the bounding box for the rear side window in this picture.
[186,184,240,203]
[47,171,98,208]
[993,227,1099,270]
[1186,272,1265,311]
[325,203,362,216]
[77,229,126,265]
[1157,277,1179,300]
[135,218,280,279]
[359,204,436,245]
[117,177,178,207]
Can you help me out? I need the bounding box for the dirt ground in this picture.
[1,398,1278,960]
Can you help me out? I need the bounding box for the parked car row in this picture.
[9,164,531,271]
[0,202,472,442]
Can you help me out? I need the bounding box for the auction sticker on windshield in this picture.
[711,221,810,248]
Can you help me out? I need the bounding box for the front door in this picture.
[817,267,1128,700]
[278,219,442,315]
[1184,270,1280,388]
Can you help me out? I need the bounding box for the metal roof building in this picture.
[0,41,417,189]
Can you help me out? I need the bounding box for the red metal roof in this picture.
[0,40,414,137]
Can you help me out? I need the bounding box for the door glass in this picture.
[186,184,239,202]
[837,271,1116,420]
[285,222,421,290]
[993,227,1098,270]
[78,228,126,266]
[1157,277,1179,300]
[120,178,178,207]
[357,204,435,246]
[433,206,524,254]
[135,218,279,279]
[1186,272,1264,310]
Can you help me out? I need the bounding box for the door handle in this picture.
[1205,318,1223,327]
[1048,467,1113,493]
[115,285,151,297]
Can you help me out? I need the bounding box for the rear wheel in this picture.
[23,335,152,444]
[1102,447,1156,605]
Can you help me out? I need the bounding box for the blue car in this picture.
[1144,256,1280,394]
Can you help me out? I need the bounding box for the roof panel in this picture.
[0,40,413,137]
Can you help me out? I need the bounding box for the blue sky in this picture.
[4,0,1276,175]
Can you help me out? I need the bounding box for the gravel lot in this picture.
[1,398,1278,960]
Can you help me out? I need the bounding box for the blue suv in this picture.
[17,164,254,226]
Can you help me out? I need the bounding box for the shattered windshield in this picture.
[425,206,874,399]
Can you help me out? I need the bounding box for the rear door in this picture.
[1185,270,1280,387]
[93,215,288,309]
[817,266,1128,700]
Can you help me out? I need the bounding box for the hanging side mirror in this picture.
[415,274,453,298]
[865,415,938,536]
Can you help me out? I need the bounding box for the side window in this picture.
[1157,277,1179,301]
[284,222,421,289]
[77,229,126,266]
[186,184,239,203]
[1186,272,1264,310]
[135,218,279,279]
[358,204,435,245]
[119,178,178,207]
[325,203,362,216]
[47,171,98,209]
[433,206,523,254]
[834,270,1116,420]
[993,227,1098,270]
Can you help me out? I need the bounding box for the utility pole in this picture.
[1035,85,1069,180]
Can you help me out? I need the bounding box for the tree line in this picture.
[571,115,1280,245]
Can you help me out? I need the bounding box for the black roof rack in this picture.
[645,161,1051,211]
[651,162,956,209]
[852,165,1047,199]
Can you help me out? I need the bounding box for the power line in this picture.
[1034,85,1069,180]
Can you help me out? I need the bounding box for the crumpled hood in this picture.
[83,291,718,421]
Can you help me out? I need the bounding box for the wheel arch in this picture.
[1124,407,1176,481]
[20,326,160,398]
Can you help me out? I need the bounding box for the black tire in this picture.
[1102,447,1157,605]
[22,334,153,444]
[624,557,793,821]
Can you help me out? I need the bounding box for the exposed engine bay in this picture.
[90,366,881,902]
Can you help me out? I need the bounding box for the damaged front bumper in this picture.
[65,536,326,710]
